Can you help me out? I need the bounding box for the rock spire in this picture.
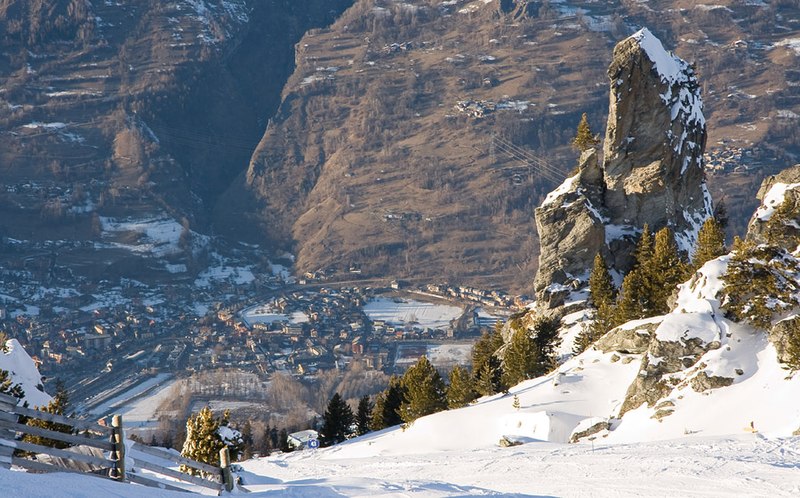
[534,28,713,312]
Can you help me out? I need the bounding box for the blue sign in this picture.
[307,439,319,449]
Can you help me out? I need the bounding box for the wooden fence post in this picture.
[0,393,18,469]
[219,447,233,492]
[109,415,125,481]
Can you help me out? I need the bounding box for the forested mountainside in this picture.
[1,1,799,291]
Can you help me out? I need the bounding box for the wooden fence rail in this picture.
[0,392,235,494]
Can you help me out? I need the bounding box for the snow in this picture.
[217,424,242,446]
[270,262,295,283]
[100,216,185,257]
[0,339,51,408]
[194,264,255,287]
[240,303,309,328]
[540,172,579,207]
[363,298,463,330]
[425,343,472,367]
[774,38,800,55]
[83,374,174,428]
[755,182,800,221]
[630,28,705,129]
[22,121,67,130]
[654,311,720,344]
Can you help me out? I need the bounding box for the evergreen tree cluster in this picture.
[317,321,563,446]
[575,219,727,353]
[783,318,800,372]
[502,317,560,387]
[721,237,799,329]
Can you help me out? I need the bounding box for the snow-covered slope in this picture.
[296,257,799,460]
[0,339,51,407]
[227,255,800,496]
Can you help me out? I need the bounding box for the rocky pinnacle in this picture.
[533,28,713,312]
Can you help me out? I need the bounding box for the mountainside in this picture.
[227,0,800,290]
[245,163,800,493]
[1,1,799,289]
[0,0,351,281]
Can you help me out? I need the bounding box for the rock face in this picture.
[746,163,800,247]
[534,28,713,311]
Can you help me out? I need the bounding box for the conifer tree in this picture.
[512,394,520,411]
[240,421,254,460]
[634,224,654,268]
[471,326,505,375]
[181,407,241,475]
[588,253,615,308]
[615,268,648,324]
[474,355,504,396]
[714,198,729,229]
[0,369,25,399]
[575,253,618,353]
[399,356,446,424]
[262,424,273,455]
[370,376,405,430]
[471,324,505,393]
[615,225,659,323]
[445,365,477,409]
[23,380,71,450]
[279,428,292,453]
[571,112,600,152]
[320,392,355,447]
[356,395,372,436]
[649,227,689,315]
[502,325,540,387]
[784,318,800,371]
[531,316,561,373]
[692,217,727,271]
[721,237,792,328]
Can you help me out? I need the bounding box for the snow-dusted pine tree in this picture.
[181,407,242,476]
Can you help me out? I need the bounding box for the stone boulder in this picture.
[595,319,660,354]
[619,335,720,416]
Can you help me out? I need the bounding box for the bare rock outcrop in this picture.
[534,28,713,312]
[595,318,660,355]
[619,334,720,416]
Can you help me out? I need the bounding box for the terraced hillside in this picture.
[224,0,800,292]
[0,0,351,281]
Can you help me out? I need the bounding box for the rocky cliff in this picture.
[533,28,713,312]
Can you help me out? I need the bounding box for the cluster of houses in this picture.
[0,240,519,406]
[213,286,398,376]
[454,99,497,118]
[424,283,523,310]
[703,145,771,173]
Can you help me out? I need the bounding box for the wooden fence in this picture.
[0,393,235,494]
